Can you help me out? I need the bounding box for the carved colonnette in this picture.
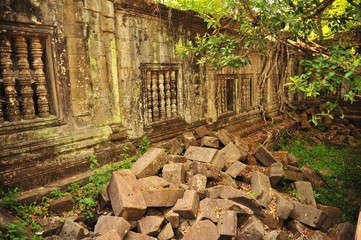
[216,74,236,115]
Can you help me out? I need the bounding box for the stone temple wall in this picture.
[0,0,300,191]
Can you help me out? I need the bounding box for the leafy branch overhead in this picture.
[157,0,361,103]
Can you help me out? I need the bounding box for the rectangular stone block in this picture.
[162,163,185,186]
[167,155,187,163]
[164,212,180,228]
[218,211,237,236]
[131,148,167,178]
[138,216,164,236]
[275,192,293,220]
[294,181,316,206]
[289,200,327,228]
[217,129,233,146]
[124,231,156,240]
[251,171,272,208]
[94,216,130,239]
[107,169,147,221]
[184,146,218,163]
[142,188,185,207]
[182,132,198,149]
[173,190,199,219]
[226,161,246,178]
[138,176,169,190]
[194,126,212,139]
[201,136,220,148]
[218,142,247,164]
[253,144,278,166]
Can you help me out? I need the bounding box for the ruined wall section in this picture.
[114,0,208,137]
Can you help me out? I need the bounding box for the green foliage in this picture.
[279,133,361,223]
[50,189,66,199]
[0,188,21,212]
[139,136,151,155]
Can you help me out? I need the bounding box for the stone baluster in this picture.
[170,70,177,117]
[146,70,153,123]
[152,71,159,121]
[15,36,35,120]
[241,79,246,108]
[220,78,226,113]
[30,37,50,117]
[158,71,166,120]
[165,70,171,118]
[0,37,21,122]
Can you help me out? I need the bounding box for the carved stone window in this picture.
[141,64,180,125]
[0,23,59,128]
[239,74,253,110]
[217,74,236,114]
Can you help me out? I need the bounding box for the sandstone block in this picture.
[164,212,180,228]
[95,230,121,240]
[138,176,169,189]
[210,151,227,169]
[272,150,290,165]
[173,190,199,219]
[131,148,167,178]
[253,144,277,166]
[205,185,225,199]
[284,170,306,181]
[49,193,74,214]
[142,188,184,207]
[328,222,356,240]
[258,212,281,230]
[107,169,147,221]
[201,136,220,148]
[270,162,284,187]
[221,142,247,163]
[289,200,327,228]
[236,216,265,240]
[160,138,184,155]
[188,174,207,196]
[294,181,316,206]
[59,219,87,240]
[157,222,174,240]
[124,231,156,240]
[191,162,220,180]
[137,216,164,236]
[194,126,212,139]
[226,161,246,178]
[183,220,220,240]
[167,154,187,163]
[218,211,237,236]
[184,146,218,163]
[94,216,130,239]
[300,165,328,188]
[162,163,185,186]
[275,192,294,220]
[251,171,272,208]
[219,172,237,188]
[182,132,198,149]
[318,204,342,232]
[217,129,233,145]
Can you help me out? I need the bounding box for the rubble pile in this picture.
[297,100,361,148]
[53,126,356,240]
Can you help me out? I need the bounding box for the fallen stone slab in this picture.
[205,185,226,199]
[162,163,185,187]
[272,150,290,165]
[173,190,199,219]
[107,169,147,221]
[226,161,247,178]
[218,172,237,188]
[251,171,272,208]
[300,166,328,188]
[191,162,220,180]
[164,212,180,228]
[258,212,281,230]
[294,181,316,206]
[167,155,187,163]
[48,193,74,214]
[217,129,234,146]
[160,137,184,155]
[157,222,174,240]
[137,215,164,236]
[182,132,198,149]
[274,192,294,220]
[289,200,327,228]
[188,174,207,196]
[220,142,247,163]
[142,188,185,207]
[59,219,87,240]
[124,231,156,240]
[194,126,212,139]
[182,220,220,240]
[253,144,277,166]
[184,146,218,163]
[201,136,220,148]
[236,216,265,240]
[218,211,237,236]
[318,205,342,233]
[94,216,130,239]
[95,230,121,240]
[284,170,306,181]
[199,198,253,222]
[138,176,169,189]
[269,162,284,187]
[131,148,167,178]
[328,222,356,240]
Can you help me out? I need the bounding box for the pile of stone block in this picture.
[57,126,356,240]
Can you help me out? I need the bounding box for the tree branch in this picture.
[303,0,335,19]
[347,0,361,8]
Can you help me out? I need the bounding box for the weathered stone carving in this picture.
[0,37,21,122]
[15,36,35,120]
[170,70,177,117]
[30,37,50,117]
[240,75,252,109]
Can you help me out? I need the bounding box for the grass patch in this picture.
[279,132,361,223]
